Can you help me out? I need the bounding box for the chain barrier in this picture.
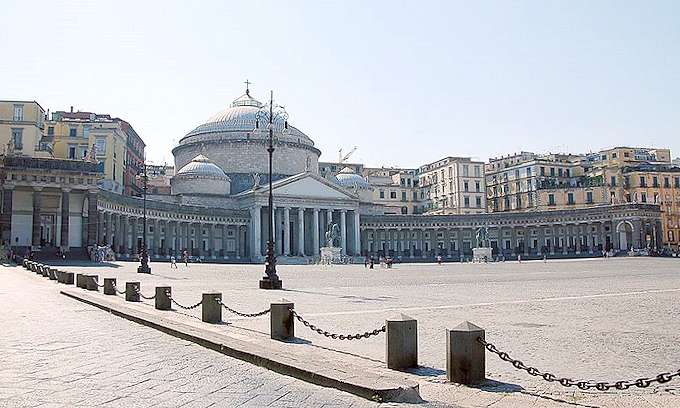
[169,295,203,310]
[135,288,156,300]
[215,298,270,318]
[290,309,385,340]
[479,337,680,390]
[111,284,126,295]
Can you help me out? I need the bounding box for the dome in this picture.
[175,155,229,179]
[335,167,370,189]
[179,90,314,147]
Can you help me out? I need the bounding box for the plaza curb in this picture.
[60,289,421,403]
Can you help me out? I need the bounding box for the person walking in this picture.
[183,249,189,267]
[170,255,178,269]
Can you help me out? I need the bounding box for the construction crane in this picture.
[338,146,357,163]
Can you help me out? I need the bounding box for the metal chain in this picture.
[169,295,203,310]
[479,337,680,390]
[290,310,385,340]
[215,298,270,318]
[135,288,156,300]
[111,284,126,295]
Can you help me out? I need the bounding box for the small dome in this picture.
[176,155,228,179]
[335,167,370,189]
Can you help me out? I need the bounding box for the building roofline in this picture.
[0,100,46,112]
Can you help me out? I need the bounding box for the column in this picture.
[234,225,240,259]
[105,212,113,247]
[272,206,278,255]
[0,187,13,246]
[60,189,70,249]
[562,224,568,255]
[298,208,305,256]
[340,210,347,255]
[131,217,138,255]
[524,227,530,256]
[537,225,545,256]
[119,215,127,255]
[87,190,98,247]
[312,208,320,255]
[283,207,291,256]
[208,223,215,258]
[153,219,160,257]
[250,206,261,259]
[353,210,361,256]
[32,188,42,248]
[196,223,204,258]
[96,206,104,245]
[326,209,333,227]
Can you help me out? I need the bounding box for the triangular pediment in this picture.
[271,173,356,200]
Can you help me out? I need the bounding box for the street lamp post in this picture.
[137,162,151,274]
[256,90,288,290]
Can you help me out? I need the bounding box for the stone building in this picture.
[0,100,51,158]
[419,157,486,214]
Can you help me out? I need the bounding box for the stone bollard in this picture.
[42,266,49,278]
[76,273,86,288]
[201,293,222,323]
[155,287,171,310]
[86,275,99,291]
[23,259,28,269]
[386,314,418,370]
[63,272,74,285]
[57,270,64,283]
[446,321,486,385]
[48,268,57,281]
[270,301,295,341]
[125,282,140,302]
[29,262,36,272]
[103,278,116,295]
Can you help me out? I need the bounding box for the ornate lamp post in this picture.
[255,90,288,290]
[137,162,151,274]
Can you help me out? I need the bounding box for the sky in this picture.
[1,0,679,168]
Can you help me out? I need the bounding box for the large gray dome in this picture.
[335,167,370,189]
[175,154,229,178]
[172,88,321,178]
[171,155,231,196]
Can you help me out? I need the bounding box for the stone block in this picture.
[56,270,64,283]
[76,273,86,288]
[201,293,221,323]
[386,314,418,370]
[125,282,140,302]
[85,275,99,291]
[270,301,294,341]
[103,278,116,295]
[48,268,57,280]
[63,272,74,285]
[446,321,486,384]
[155,287,171,310]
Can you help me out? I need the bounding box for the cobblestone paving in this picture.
[0,266,452,408]
[20,257,680,407]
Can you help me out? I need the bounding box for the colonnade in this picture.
[249,205,361,258]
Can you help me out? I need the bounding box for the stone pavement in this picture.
[11,257,680,407]
[0,266,453,408]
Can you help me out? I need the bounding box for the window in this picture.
[550,167,555,177]
[464,196,470,207]
[47,126,54,136]
[69,127,77,137]
[13,104,23,121]
[566,169,570,177]
[641,193,647,203]
[379,190,385,199]
[610,176,616,187]
[653,176,659,187]
[474,165,481,177]
[624,152,630,158]
[390,191,397,199]
[68,145,76,159]
[548,194,555,205]
[540,167,545,176]
[448,167,453,177]
[612,152,617,159]
[464,181,469,192]
[675,177,680,188]
[515,169,520,179]
[475,196,481,208]
[11,129,23,150]
[413,192,418,200]
[640,176,646,187]
[586,191,593,203]
[95,138,106,154]
[526,167,532,177]
[558,168,563,177]
[401,191,406,201]
[462,165,469,176]
[475,181,480,192]
[664,177,670,188]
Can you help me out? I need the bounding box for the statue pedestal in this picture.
[320,247,342,264]
[472,247,492,263]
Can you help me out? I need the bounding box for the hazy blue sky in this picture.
[2,0,678,167]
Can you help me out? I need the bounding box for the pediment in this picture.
[272,174,356,200]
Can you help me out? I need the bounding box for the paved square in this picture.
[15,257,680,407]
